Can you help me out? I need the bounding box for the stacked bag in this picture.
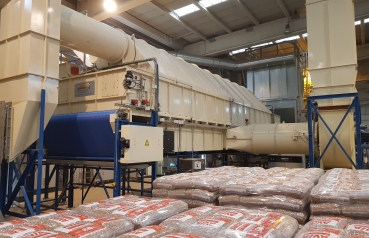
[296,216,369,237]
[310,168,369,219]
[153,166,265,208]
[0,195,188,238]
[218,168,324,224]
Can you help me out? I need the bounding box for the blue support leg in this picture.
[96,169,110,199]
[176,153,180,174]
[0,160,8,214]
[307,99,315,167]
[113,120,121,197]
[54,165,59,210]
[355,96,363,169]
[151,162,157,196]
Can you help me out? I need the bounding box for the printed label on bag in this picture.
[194,218,231,228]
[300,228,342,238]
[212,210,248,219]
[3,224,49,238]
[23,231,68,238]
[225,222,275,238]
[168,212,200,222]
[96,204,123,211]
[125,226,166,237]
[346,223,369,233]
[241,213,283,227]
[55,223,105,237]
[84,217,122,225]
[52,215,90,226]
[162,234,203,238]
[113,206,151,218]
[0,219,27,229]
[311,218,344,227]
[193,206,218,213]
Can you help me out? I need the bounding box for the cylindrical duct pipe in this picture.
[172,53,294,70]
[60,6,129,63]
[226,123,309,155]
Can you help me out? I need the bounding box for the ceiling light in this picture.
[302,33,308,38]
[355,20,361,25]
[251,42,273,48]
[275,35,300,43]
[104,0,117,12]
[365,18,369,23]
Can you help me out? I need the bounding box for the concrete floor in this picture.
[5,180,152,221]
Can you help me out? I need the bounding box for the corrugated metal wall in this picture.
[246,63,304,123]
[357,81,369,126]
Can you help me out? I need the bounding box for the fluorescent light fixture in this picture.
[355,20,361,25]
[251,42,273,48]
[365,18,369,23]
[229,48,247,55]
[104,0,117,12]
[302,33,308,38]
[275,35,300,43]
[173,4,199,17]
[200,0,227,8]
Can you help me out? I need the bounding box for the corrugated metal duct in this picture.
[172,53,295,70]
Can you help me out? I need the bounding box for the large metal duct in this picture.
[172,53,295,70]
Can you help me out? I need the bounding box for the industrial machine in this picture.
[227,0,362,170]
[0,0,362,218]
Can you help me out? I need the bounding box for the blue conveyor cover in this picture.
[44,111,116,158]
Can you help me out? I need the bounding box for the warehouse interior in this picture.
[1,0,369,237]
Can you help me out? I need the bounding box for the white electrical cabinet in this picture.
[121,125,163,163]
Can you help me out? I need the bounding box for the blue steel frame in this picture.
[1,89,46,218]
[307,93,363,169]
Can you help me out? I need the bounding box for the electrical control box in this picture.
[120,125,163,163]
[180,158,205,173]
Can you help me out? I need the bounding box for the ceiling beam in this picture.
[230,0,260,25]
[361,19,366,45]
[149,1,207,40]
[112,13,183,50]
[180,1,369,56]
[92,0,151,22]
[275,0,290,17]
[191,0,232,33]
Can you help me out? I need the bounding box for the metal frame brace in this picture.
[307,93,362,169]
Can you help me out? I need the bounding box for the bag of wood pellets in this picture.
[219,194,309,212]
[160,206,224,230]
[183,209,299,238]
[319,168,369,183]
[345,220,369,236]
[220,177,314,199]
[0,224,57,238]
[311,180,369,204]
[117,225,177,238]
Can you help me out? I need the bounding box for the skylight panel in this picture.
[251,42,273,48]
[173,4,200,17]
[200,0,227,8]
[275,35,300,43]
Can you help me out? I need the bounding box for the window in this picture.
[275,35,300,43]
[199,0,227,8]
[251,42,273,48]
[173,4,200,17]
